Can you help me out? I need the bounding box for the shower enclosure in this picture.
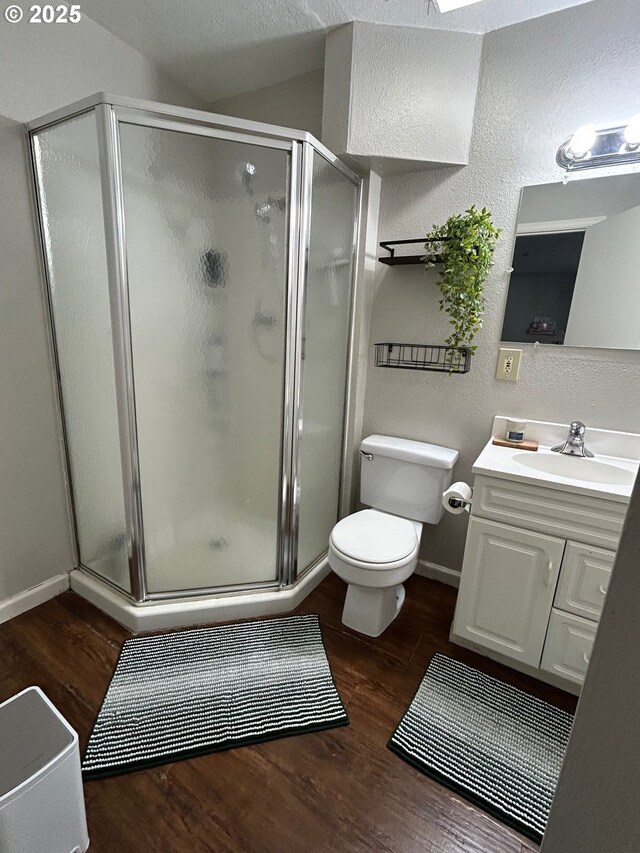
[28,94,360,629]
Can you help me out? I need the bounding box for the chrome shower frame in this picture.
[27,93,361,605]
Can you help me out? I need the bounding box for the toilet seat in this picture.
[330,509,419,565]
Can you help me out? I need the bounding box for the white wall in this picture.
[321,24,353,158]
[565,205,640,348]
[0,15,198,122]
[211,69,324,137]
[361,0,640,574]
[0,16,201,602]
[541,468,640,852]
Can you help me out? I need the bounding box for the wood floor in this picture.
[0,573,577,853]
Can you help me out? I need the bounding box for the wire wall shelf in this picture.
[374,342,471,374]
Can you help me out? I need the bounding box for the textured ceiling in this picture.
[82,0,594,102]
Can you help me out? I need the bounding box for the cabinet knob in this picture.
[582,651,591,665]
[545,559,554,586]
[598,584,607,595]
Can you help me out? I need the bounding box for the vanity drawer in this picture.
[541,609,597,686]
[472,475,625,551]
[555,541,614,622]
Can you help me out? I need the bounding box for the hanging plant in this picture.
[423,206,501,359]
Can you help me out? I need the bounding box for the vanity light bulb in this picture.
[623,114,640,148]
[567,124,596,159]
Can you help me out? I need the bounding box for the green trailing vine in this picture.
[423,206,501,360]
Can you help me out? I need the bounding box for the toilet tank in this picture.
[360,435,459,524]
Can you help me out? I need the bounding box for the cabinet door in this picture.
[554,541,614,622]
[452,518,565,667]
[541,609,597,685]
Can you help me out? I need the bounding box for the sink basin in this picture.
[472,419,640,502]
[512,451,637,486]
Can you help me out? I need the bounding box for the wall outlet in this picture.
[496,347,522,381]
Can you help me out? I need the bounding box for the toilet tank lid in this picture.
[360,435,459,469]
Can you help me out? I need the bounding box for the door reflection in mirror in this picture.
[502,173,640,350]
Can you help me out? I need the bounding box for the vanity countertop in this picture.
[472,417,640,503]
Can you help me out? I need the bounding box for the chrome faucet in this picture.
[551,420,594,458]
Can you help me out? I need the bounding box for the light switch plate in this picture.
[496,347,522,381]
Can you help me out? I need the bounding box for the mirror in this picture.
[501,173,640,349]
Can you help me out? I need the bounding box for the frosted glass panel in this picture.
[34,114,130,591]
[296,154,358,573]
[119,124,288,593]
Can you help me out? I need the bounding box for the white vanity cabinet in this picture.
[451,474,625,693]
[452,518,564,667]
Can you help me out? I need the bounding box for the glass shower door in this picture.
[296,152,359,574]
[118,123,289,594]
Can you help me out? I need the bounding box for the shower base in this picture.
[70,558,330,633]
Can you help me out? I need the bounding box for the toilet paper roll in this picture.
[442,482,473,515]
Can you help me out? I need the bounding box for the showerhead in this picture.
[235,161,256,197]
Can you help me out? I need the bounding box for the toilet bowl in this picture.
[329,509,422,636]
[328,435,458,637]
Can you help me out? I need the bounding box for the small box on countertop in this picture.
[505,419,527,443]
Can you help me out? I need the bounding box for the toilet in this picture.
[328,435,459,637]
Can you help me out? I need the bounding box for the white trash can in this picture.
[0,686,89,853]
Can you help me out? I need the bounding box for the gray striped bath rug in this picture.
[388,654,573,843]
[82,614,348,779]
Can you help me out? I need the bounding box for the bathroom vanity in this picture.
[451,417,640,695]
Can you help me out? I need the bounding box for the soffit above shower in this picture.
[80,0,594,103]
[322,21,483,175]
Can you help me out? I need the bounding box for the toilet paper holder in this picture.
[447,496,471,510]
[442,482,474,514]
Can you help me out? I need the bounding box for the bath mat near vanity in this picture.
[388,654,573,843]
[82,613,348,779]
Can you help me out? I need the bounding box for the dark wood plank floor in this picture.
[0,573,576,852]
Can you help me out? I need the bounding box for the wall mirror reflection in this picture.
[501,173,640,349]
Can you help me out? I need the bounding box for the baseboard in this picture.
[0,572,70,625]
[415,560,460,588]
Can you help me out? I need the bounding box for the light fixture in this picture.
[566,124,596,159]
[432,0,484,12]
[557,116,640,171]
[623,113,640,149]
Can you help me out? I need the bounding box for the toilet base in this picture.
[341,583,406,637]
